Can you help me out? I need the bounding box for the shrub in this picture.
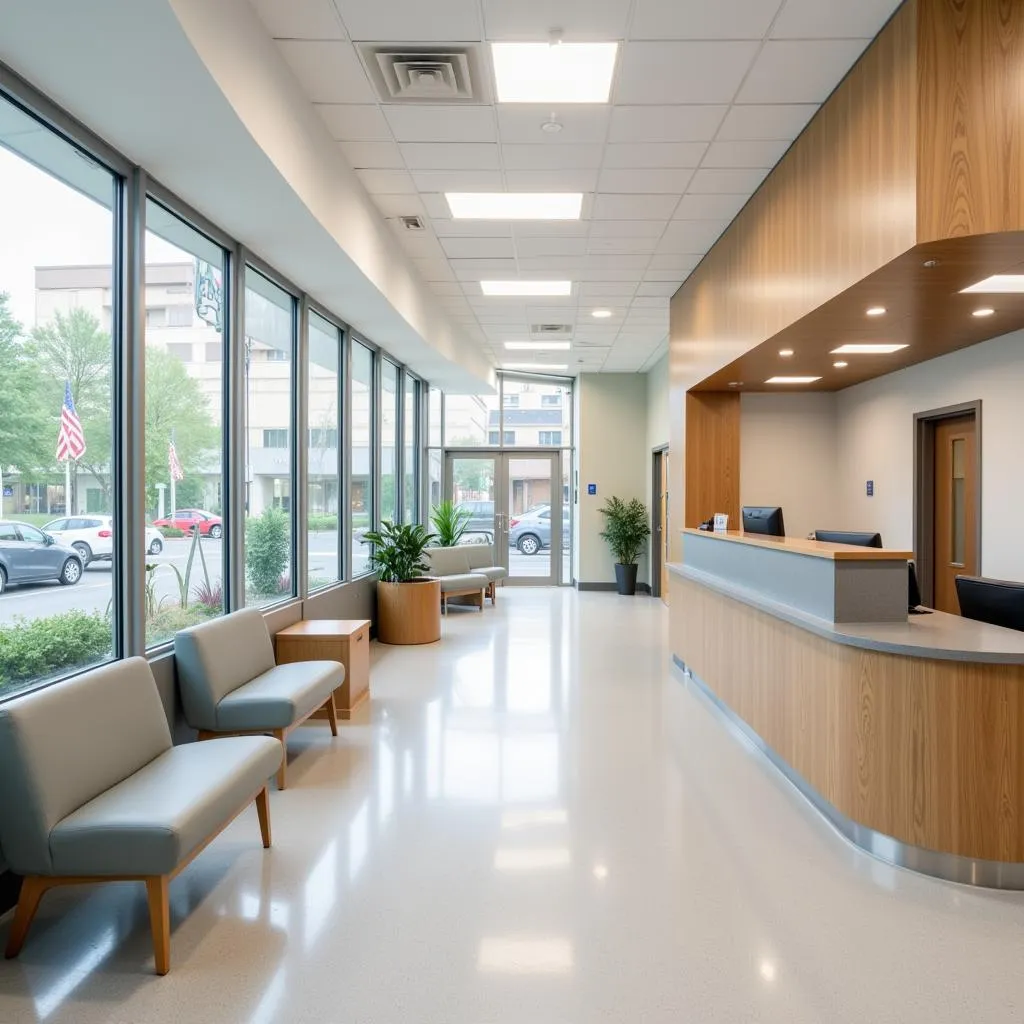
[307,514,338,532]
[146,604,219,647]
[161,526,185,538]
[246,507,289,595]
[193,578,223,613]
[0,611,112,688]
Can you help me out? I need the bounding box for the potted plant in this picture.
[430,500,471,548]
[598,496,652,596]
[363,520,441,644]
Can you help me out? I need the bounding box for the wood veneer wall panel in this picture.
[917,0,1024,241]
[683,392,740,529]
[671,573,1024,862]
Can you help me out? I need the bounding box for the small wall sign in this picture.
[866,480,874,496]
[587,483,597,495]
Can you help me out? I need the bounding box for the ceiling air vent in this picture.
[359,44,487,104]
[399,215,425,231]
[530,323,572,338]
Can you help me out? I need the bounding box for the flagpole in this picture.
[65,459,71,515]
[169,431,176,516]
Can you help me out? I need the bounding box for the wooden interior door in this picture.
[659,452,670,605]
[933,414,978,614]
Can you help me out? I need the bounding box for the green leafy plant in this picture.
[0,611,112,690]
[168,526,212,610]
[363,520,433,583]
[160,526,185,538]
[598,496,651,566]
[246,507,290,595]
[430,500,471,547]
[307,514,339,532]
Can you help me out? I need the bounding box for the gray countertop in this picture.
[669,563,1024,664]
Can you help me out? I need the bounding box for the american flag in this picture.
[56,381,86,462]
[168,440,184,482]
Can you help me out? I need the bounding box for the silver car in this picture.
[0,520,84,594]
[508,505,570,556]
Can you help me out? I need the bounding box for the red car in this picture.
[152,508,223,538]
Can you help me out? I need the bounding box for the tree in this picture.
[144,347,219,512]
[0,293,50,478]
[449,438,492,497]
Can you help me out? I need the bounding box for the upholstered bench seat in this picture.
[423,544,504,609]
[215,662,343,732]
[49,737,281,877]
[437,571,490,593]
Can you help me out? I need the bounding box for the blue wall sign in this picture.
[587,483,597,496]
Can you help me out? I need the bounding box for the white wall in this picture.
[577,374,650,585]
[835,329,1024,580]
[740,393,839,540]
[644,354,670,576]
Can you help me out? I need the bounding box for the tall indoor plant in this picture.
[598,496,651,596]
[363,520,441,644]
[430,500,471,548]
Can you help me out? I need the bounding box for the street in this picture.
[0,535,571,626]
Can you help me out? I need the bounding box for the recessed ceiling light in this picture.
[833,361,849,368]
[765,376,822,385]
[830,343,908,355]
[492,42,618,104]
[866,306,886,316]
[482,280,572,297]
[778,348,794,357]
[591,309,613,318]
[972,307,995,317]
[504,341,571,351]
[503,362,569,371]
[447,192,582,220]
[961,274,1024,293]
[727,381,744,387]
[592,864,609,880]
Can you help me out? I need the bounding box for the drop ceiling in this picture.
[249,0,903,375]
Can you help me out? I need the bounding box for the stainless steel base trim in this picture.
[671,654,1024,890]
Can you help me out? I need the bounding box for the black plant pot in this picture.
[614,563,638,596]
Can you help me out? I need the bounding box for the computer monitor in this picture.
[813,530,883,548]
[742,506,785,537]
[955,576,1024,632]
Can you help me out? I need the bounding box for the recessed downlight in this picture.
[778,348,794,357]
[591,309,613,318]
[866,306,886,316]
[833,361,849,368]
[830,343,908,355]
[765,376,821,385]
[972,307,995,317]
[727,381,744,387]
[481,280,572,297]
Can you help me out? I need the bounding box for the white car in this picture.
[42,514,165,566]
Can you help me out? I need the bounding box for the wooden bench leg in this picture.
[274,729,288,790]
[489,582,496,604]
[146,876,171,976]
[478,590,485,611]
[255,787,272,848]
[5,876,49,959]
[324,695,338,737]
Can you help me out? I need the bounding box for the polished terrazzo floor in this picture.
[1,588,1023,1022]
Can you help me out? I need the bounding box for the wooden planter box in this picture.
[377,578,441,645]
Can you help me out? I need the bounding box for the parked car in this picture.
[152,508,223,538]
[42,515,166,565]
[456,500,495,540]
[508,505,571,556]
[0,520,83,594]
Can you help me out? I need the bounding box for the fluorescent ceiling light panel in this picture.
[492,42,618,104]
[830,343,908,355]
[504,341,571,351]
[960,274,1024,293]
[503,362,569,371]
[765,376,822,384]
[447,192,582,220]
[482,280,572,296]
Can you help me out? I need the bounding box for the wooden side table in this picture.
[274,619,371,720]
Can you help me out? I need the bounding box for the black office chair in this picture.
[954,575,1024,632]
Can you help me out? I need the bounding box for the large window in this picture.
[403,374,418,524]
[144,199,226,647]
[380,360,399,524]
[351,341,374,576]
[244,269,295,606]
[308,310,340,590]
[427,386,443,515]
[444,392,499,447]
[0,93,117,697]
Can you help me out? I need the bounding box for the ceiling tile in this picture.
[589,220,669,239]
[421,193,455,218]
[340,140,405,168]
[450,258,520,280]
[410,169,504,191]
[643,268,696,282]
[597,169,692,194]
[482,0,632,40]
[631,0,782,40]
[316,103,391,140]
[656,220,730,253]
[630,297,670,308]
[603,142,707,169]
[514,236,589,258]
[648,254,704,272]
[400,143,500,170]
[703,139,790,168]
[592,193,679,220]
[688,167,769,193]
[496,106,610,145]
[587,237,658,255]
[440,237,517,259]
[579,281,638,297]
[636,280,681,296]
[716,103,818,140]
[771,0,902,39]
[517,256,585,273]
[510,221,591,238]
[616,42,760,105]
[356,168,417,193]
[500,144,603,170]
[397,232,448,259]
[427,281,469,296]
[333,0,482,41]
[608,106,728,143]
[251,0,346,39]
[372,193,427,218]
[276,40,374,103]
[383,105,497,143]
[504,169,599,191]
[674,193,749,220]
[433,218,513,238]
[736,40,869,103]
[411,257,457,282]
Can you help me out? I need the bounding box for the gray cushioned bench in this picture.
[424,544,508,611]
[0,657,281,975]
[175,608,344,789]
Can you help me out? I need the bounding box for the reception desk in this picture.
[671,528,1024,888]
